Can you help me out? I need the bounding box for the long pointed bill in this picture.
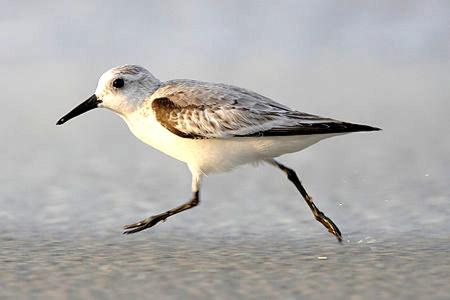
[56,94,102,125]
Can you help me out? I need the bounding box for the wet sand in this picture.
[2,227,449,299]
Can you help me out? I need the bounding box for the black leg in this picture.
[268,159,342,242]
[123,191,200,234]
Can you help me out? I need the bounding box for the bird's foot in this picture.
[315,213,342,243]
[123,213,168,234]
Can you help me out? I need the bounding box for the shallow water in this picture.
[2,229,449,300]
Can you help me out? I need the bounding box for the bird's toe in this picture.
[123,214,167,234]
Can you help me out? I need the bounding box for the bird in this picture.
[57,65,380,242]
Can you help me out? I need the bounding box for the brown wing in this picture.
[150,80,380,139]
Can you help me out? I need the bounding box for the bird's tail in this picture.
[341,122,382,133]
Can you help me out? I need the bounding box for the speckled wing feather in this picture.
[150,80,380,139]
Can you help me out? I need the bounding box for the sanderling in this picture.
[57,65,380,242]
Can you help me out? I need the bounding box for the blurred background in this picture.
[1,1,449,299]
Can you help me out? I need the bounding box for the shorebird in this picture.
[57,65,380,242]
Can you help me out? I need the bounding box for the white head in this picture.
[57,65,160,125]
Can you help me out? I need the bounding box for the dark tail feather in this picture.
[235,121,381,137]
[342,122,382,133]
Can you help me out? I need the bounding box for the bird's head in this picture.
[56,65,160,125]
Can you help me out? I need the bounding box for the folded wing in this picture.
[150,80,380,139]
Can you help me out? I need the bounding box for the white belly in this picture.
[125,114,340,174]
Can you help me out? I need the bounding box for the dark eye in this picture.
[112,78,124,88]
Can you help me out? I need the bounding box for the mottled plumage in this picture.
[148,80,379,139]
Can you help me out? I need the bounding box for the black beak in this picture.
[56,94,102,125]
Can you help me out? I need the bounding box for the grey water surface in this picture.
[1,1,449,299]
